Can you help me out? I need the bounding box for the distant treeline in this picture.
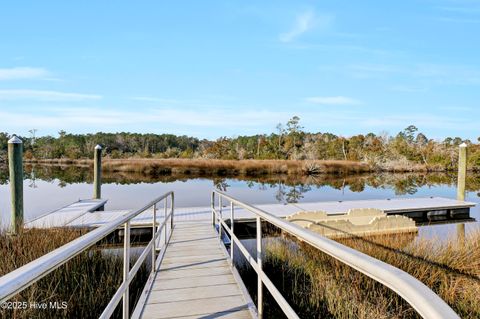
[1,116,479,170]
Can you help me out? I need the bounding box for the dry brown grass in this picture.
[25,157,469,175]
[26,158,372,176]
[243,231,480,318]
[25,158,91,167]
[0,228,149,319]
[103,158,372,176]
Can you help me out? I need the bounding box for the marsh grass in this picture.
[0,228,149,319]
[238,230,480,318]
[26,158,372,176]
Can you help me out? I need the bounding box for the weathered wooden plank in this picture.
[151,274,237,291]
[165,247,224,258]
[25,199,107,228]
[159,258,230,272]
[146,284,243,303]
[156,266,232,280]
[142,295,250,319]
[67,210,130,227]
[140,221,253,319]
[162,254,227,263]
[168,310,253,319]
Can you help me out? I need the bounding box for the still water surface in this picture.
[0,166,479,239]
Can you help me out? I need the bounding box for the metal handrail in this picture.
[0,191,175,319]
[211,190,460,319]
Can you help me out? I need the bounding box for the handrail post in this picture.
[8,136,23,234]
[170,192,174,230]
[230,202,234,265]
[164,198,168,244]
[218,196,223,240]
[211,192,215,226]
[152,204,156,273]
[256,216,263,318]
[123,221,131,319]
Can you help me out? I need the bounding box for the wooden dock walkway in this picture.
[1,190,468,319]
[138,220,254,319]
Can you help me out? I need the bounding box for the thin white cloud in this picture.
[305,96,361,105]
[0,106,292,132]
[0,67,50,80]
[0,89,102,101]
[360,114,473,131]
[440,106,473,112]
[435,16,480,24]
[0,105,477,139]
[436,6,480,14]
[131,96,197,104]
[279,10,332,42]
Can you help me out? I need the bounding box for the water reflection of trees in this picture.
[213,178,229,191]
[1,165,480,202]
[270,183,312,203]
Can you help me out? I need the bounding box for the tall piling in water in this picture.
[93,145,102,199]
[456,143,467,242]
[8,136,23,234]
[456,143,467,201]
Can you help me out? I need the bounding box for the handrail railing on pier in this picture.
[211,190,459,319]
[0,191,175,319]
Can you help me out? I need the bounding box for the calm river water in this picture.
[0,165,479,239]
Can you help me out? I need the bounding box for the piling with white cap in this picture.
[94,145,102,199]
[8,135,23,234]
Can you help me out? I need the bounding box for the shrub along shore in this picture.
[2,117,480,172]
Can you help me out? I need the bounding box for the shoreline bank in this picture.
[21,158,459,176]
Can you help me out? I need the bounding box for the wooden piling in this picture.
[456,143,467,201]
[8,136,23,234]
[94,145,102,199]
[456,143,467,243]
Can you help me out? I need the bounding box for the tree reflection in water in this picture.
[2,164,480,202]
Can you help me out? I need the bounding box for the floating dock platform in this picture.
[25,196,476,230]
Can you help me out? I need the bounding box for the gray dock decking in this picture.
[139,220,254,319]
[25,199,107,228]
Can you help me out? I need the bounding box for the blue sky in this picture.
[0,0,479,140]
